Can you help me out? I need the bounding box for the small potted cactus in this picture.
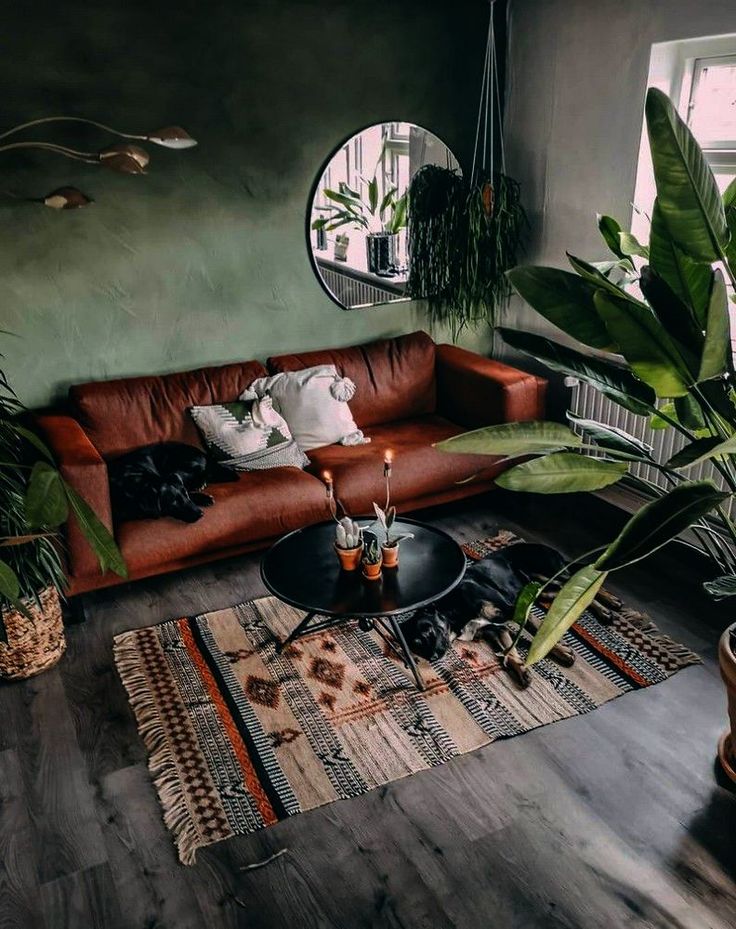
[334,517,364,571]
[361,531,383,580]
[372,503,414,568]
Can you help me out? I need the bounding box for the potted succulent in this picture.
[361,531,383,581]
[311,142,408,276]
[719,625,736,783]
[0,348,126,679]
[334,517,364,571]
[372,503,414,568]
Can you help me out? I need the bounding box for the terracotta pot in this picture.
[0,586,66,680]
[381,543,399,568]
[718,623,736,784]
[335,542,363,571]
[362,559,383,581]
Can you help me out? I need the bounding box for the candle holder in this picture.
[373,449,413,568]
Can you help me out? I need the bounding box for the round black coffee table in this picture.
[260,517,466,690]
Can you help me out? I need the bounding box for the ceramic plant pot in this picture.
[381,543,399,568]
[335,543,363,572]
[362,559,383,581]
[718,622,736,784]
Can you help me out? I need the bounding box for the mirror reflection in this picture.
[308,121,461,310]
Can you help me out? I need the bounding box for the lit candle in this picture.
[323,470,334,498]
[384,449,393,477]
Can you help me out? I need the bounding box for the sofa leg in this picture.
[63,595,87,625]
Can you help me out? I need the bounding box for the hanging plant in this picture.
[407,4,527,339]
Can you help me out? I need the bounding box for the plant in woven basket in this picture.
[0,347,126,675]
[438,87,736,671]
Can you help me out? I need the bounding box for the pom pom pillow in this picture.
[189,396,309,470]
[242,365,370,451]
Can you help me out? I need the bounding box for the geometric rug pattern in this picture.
[114,534,700,864]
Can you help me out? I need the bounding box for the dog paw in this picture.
[190,492,215,507]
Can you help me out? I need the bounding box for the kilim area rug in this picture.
[114,533,700,864]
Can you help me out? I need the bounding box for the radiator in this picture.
[318,265,406,309]
[569,380,734,519]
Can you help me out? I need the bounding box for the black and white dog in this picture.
[402,542,575,686]
[109,442,238,523]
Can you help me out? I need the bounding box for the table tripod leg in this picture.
[387,616,425,691]
[277,611,317,652]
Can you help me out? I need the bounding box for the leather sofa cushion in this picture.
[306,415,504,515]
[267,331,436,429]
[70,360,268,458]
[116,467,327,575]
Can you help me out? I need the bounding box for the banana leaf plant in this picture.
[311,140,408,236]
[1,347,126,619]
[438,87,736,666]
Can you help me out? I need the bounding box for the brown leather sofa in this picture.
[36,331,546,597]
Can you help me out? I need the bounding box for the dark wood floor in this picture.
[2,491,735,929]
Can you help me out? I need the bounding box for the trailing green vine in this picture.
[407,166,527,339]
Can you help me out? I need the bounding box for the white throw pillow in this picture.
[242,364,370,451]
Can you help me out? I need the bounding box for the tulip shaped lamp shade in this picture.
[0,117,197,209]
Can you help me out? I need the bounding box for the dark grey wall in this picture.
[503,0,736,341]
[1,0,492,409]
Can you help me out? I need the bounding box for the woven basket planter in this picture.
[0,586,65,680]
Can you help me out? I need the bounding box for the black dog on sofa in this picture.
[402,542,575,685]
[108,442,237,523]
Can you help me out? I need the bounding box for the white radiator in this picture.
[569,380,735,519]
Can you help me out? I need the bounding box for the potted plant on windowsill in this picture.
[0,350,126,679]
[361,532,383,581]
[311,143,408,276]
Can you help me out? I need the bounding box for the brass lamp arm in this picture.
[0,141,99,163]
[0,116,144,143]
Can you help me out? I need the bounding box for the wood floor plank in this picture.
[0,749,43,929]
[39,863,122,929]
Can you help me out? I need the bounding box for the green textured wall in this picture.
[1,0,492,410]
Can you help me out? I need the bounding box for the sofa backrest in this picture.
[267,331,436,428]
[70,360,268,458]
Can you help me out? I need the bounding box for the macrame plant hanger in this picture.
[470,0,506,217]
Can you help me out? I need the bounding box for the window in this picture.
[686,54,736,193]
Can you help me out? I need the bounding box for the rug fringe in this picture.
[113,631,202,866]
[615,608,701,667]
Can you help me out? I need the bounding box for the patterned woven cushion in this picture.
[189,397,308,471]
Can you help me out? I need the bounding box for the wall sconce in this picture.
[0,116,197,209]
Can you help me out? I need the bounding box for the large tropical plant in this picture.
[1,348,126,619]
[438,87,736,666]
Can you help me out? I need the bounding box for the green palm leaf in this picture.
[435,420,581,457]
[496,453,628,493]
[595,480,729,571]
[525,566,607,666]
[645,87,728,262]
[498,328,656,415]
[506,266,614,350]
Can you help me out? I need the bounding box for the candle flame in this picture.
[323,470,333,482]
[384,449,394,464]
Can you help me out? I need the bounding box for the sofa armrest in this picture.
[435,344,547,428]
[34,413,113,581]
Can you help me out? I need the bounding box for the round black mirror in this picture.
[307,121,461,310]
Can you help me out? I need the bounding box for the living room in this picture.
[2,1,736,927]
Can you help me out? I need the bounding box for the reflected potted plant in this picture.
[312,144,408,275]
[361,531,383,580]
